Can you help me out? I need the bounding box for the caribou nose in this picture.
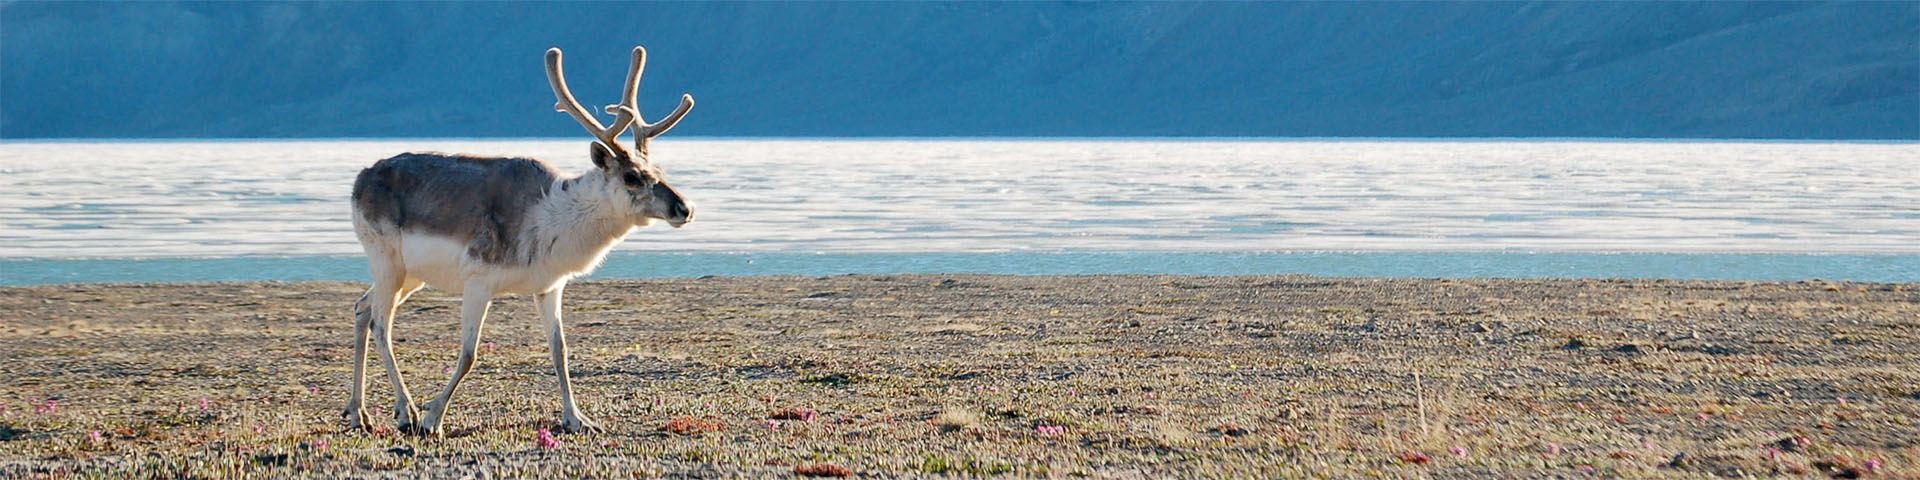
[655,182,692,227]
[670,202,693,227]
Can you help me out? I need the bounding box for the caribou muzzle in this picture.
[657,182,692,227]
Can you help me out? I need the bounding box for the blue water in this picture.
[5,252,1915,286]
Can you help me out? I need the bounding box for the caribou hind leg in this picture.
[345,281,422,432]
[344,291,375,431]
[359,248,426,433]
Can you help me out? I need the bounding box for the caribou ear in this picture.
[590,141,617,170]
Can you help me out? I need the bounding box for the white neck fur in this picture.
[522,172,635,278]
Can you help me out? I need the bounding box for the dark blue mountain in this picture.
[3,1,1914,139]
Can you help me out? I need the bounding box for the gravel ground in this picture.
[0,275,1915,478]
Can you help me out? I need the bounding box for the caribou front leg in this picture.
[415,286,492,437]
[539,286,600,433]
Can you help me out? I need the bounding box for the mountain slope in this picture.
[2,1,1913,139]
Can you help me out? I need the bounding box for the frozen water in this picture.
[1,139,1913,260]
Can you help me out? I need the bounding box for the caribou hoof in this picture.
[395,403,428,436]
[343,405,374,432]
[560,415,603,434]
[401,421,442,438]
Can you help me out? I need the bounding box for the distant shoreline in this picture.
[5,251,1919,286]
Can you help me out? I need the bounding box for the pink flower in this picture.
[34,399,56,414]
[1547,443,1561,455]
[310,440,328,452]
[89,431,103,443]
[1695,412,1709,421]
[1035,425,1066,436]
[483,342,496,351]
[536,428,559,449]
[1450,446,1467,458]
[307,384,320,394]
[253,424,265,434]
[198,398,211,410]
[1836,396,1848,407]
[1065,388,1076,396]
[1577,465,1595,473]
[1864,459,1883,472]
[767,419,782,429]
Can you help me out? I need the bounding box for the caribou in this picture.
[344,46,695,436]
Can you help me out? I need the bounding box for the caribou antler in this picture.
[614,47,696,149]
[545,47,638,146]
[639,92,695,140]
[604,47,645,128]
[547,46,695,149]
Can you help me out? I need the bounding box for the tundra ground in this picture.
[1,275,1915,478]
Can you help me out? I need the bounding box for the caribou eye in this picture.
[622,171,643,186]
